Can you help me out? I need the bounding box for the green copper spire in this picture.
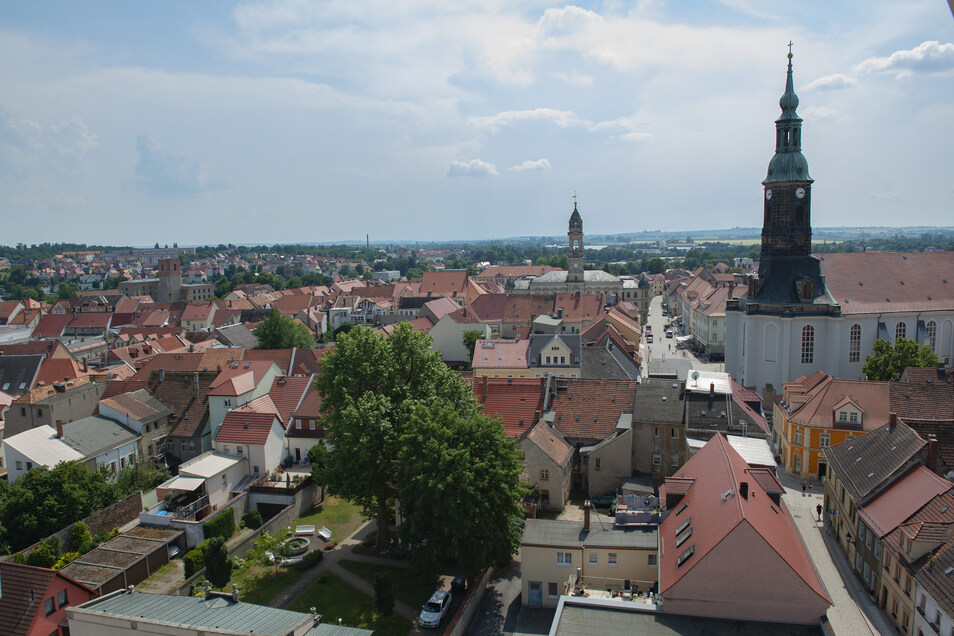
[763,47,812,185]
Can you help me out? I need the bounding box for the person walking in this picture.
[801,481,807,496]
[816,503,823,522]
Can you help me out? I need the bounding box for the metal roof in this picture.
[75,590,309,634]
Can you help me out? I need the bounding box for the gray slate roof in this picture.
[632,379,685,425]
[522,518,657,550]
[581,346,640,380]
[824,420,926,503]
[0,354,43,397]
[61,415,138,456]
[685,392,767,439]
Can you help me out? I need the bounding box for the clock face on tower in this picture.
[796,187,806,199]
[765,190,772,200]
[572,262,580,270]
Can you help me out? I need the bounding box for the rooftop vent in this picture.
[946,566,954,576]
[720,488,734,502]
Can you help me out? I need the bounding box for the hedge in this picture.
[242,510,263,530]
[203,510,236,542]
[183,546,206,579]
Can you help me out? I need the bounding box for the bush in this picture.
[53,551,81,570]
[204,510,236,542]
[183,546,206,579]
[294,550,324,571]
[242,510,263,530]
[204,537,232,589]
[70,521,92,551]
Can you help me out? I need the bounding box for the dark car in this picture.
[451,576,467,595]
[708,352,725,362]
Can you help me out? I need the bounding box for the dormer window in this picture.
[839,412,848,422]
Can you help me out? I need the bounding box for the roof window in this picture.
[676,545,695,567]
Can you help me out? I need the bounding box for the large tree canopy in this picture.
[253,309,315,349]
[315,323,522,567]
[862,337,939,381]
[396,401,524,570]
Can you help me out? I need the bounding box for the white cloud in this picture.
[508,158,551,172]
[552,72,594,88]
[132,134,219,196]
[855,40,954,77]
[799,106,837,121]
[620,132,653,143]
[0,111,97,176]
[804,73,857,91]
[446,158,498,177]
[468,108,586,132]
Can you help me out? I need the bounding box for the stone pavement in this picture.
[779,474,895,635]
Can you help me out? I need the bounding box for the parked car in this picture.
[708,352,725,362]
[665,329,674,338]
[647,334,654,343]
[419,589,452,628]
[451,576,468,595]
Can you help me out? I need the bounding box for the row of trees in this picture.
[0,460,170,554]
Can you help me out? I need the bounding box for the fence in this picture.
[447,567,493,636]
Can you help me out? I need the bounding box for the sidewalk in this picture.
[778,474,895,635]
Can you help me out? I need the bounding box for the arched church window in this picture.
[849,324,861,363]
[896,322,906,341]
[927,321,937,351]
[801,325,814,364]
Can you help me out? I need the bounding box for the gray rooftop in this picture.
[632,380,685,425]
[553,599,822,636]
[580,346,640,380]
[73,590,372,635]
[522,518,657,550]
[61,415,138,456]
[0,354,43,397]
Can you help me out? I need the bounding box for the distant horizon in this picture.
[4,224,954,252]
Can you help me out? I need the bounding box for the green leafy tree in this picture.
[462,330,483,363]
[253,309,315,349]
[70,521,92,551]
[203,537,232,589]
[396,402,525,570]
[315,323,476,552]
[374,573,395,617]
[862,337,939,381]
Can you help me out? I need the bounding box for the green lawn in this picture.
[295,497,366,543]
[339,559,435,610]
[287,572,412,636]
[229,564,301,605]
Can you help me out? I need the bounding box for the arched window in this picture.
[801,325,814,364]
[896,322,907,341]
[927,320,937,352]
[849,324,861,363]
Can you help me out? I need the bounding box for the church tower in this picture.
[567,202,584,283]
[725,48,840,393]
[749,49,826,305]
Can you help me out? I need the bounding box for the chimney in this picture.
[739,481,749,500]
[56,420,64,438]
[159,368,165,382]
[888,412,897,431]
[709,382,715,397]
[189,344,195,353]
[82,357,88,372]
[928,436,939,472]
[583,500,591,531]
[232,583,240,603]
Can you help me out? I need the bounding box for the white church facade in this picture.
[726,53,954,394]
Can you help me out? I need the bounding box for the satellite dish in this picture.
[691,371,700,380]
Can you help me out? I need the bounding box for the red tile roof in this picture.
[31,314,71,339]
[216,411,280,445]
[0,562,96,636]
[471,376,546,437]
[35,358,87,385]
[268,375,313,423]
[549,378,638,441]
[472,339,529,370]
[208,360,275,396]
[67,313,112,329]
[819,252,954,314]
[858,465,952,538]
[524,420,573,467]
[660,435,830,606]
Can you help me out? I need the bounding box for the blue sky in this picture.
[1,1,952,246]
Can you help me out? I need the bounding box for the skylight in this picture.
[677,545,695,567]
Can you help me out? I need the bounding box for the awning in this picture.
[164,475,205,492]
[675,335,693,343]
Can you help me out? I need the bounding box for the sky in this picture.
[1,1,952,246]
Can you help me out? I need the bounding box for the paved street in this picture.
[779,474,895,635]
[641,296,724,380]
[470,554,554,636]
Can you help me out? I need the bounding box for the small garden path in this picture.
[266,520,421,626]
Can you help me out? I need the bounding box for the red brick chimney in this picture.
[928,436,939,472]
[56,420,64,438]
[583,500,591,531]
[888,412,897,431]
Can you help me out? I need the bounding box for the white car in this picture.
[419,589,451,628]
